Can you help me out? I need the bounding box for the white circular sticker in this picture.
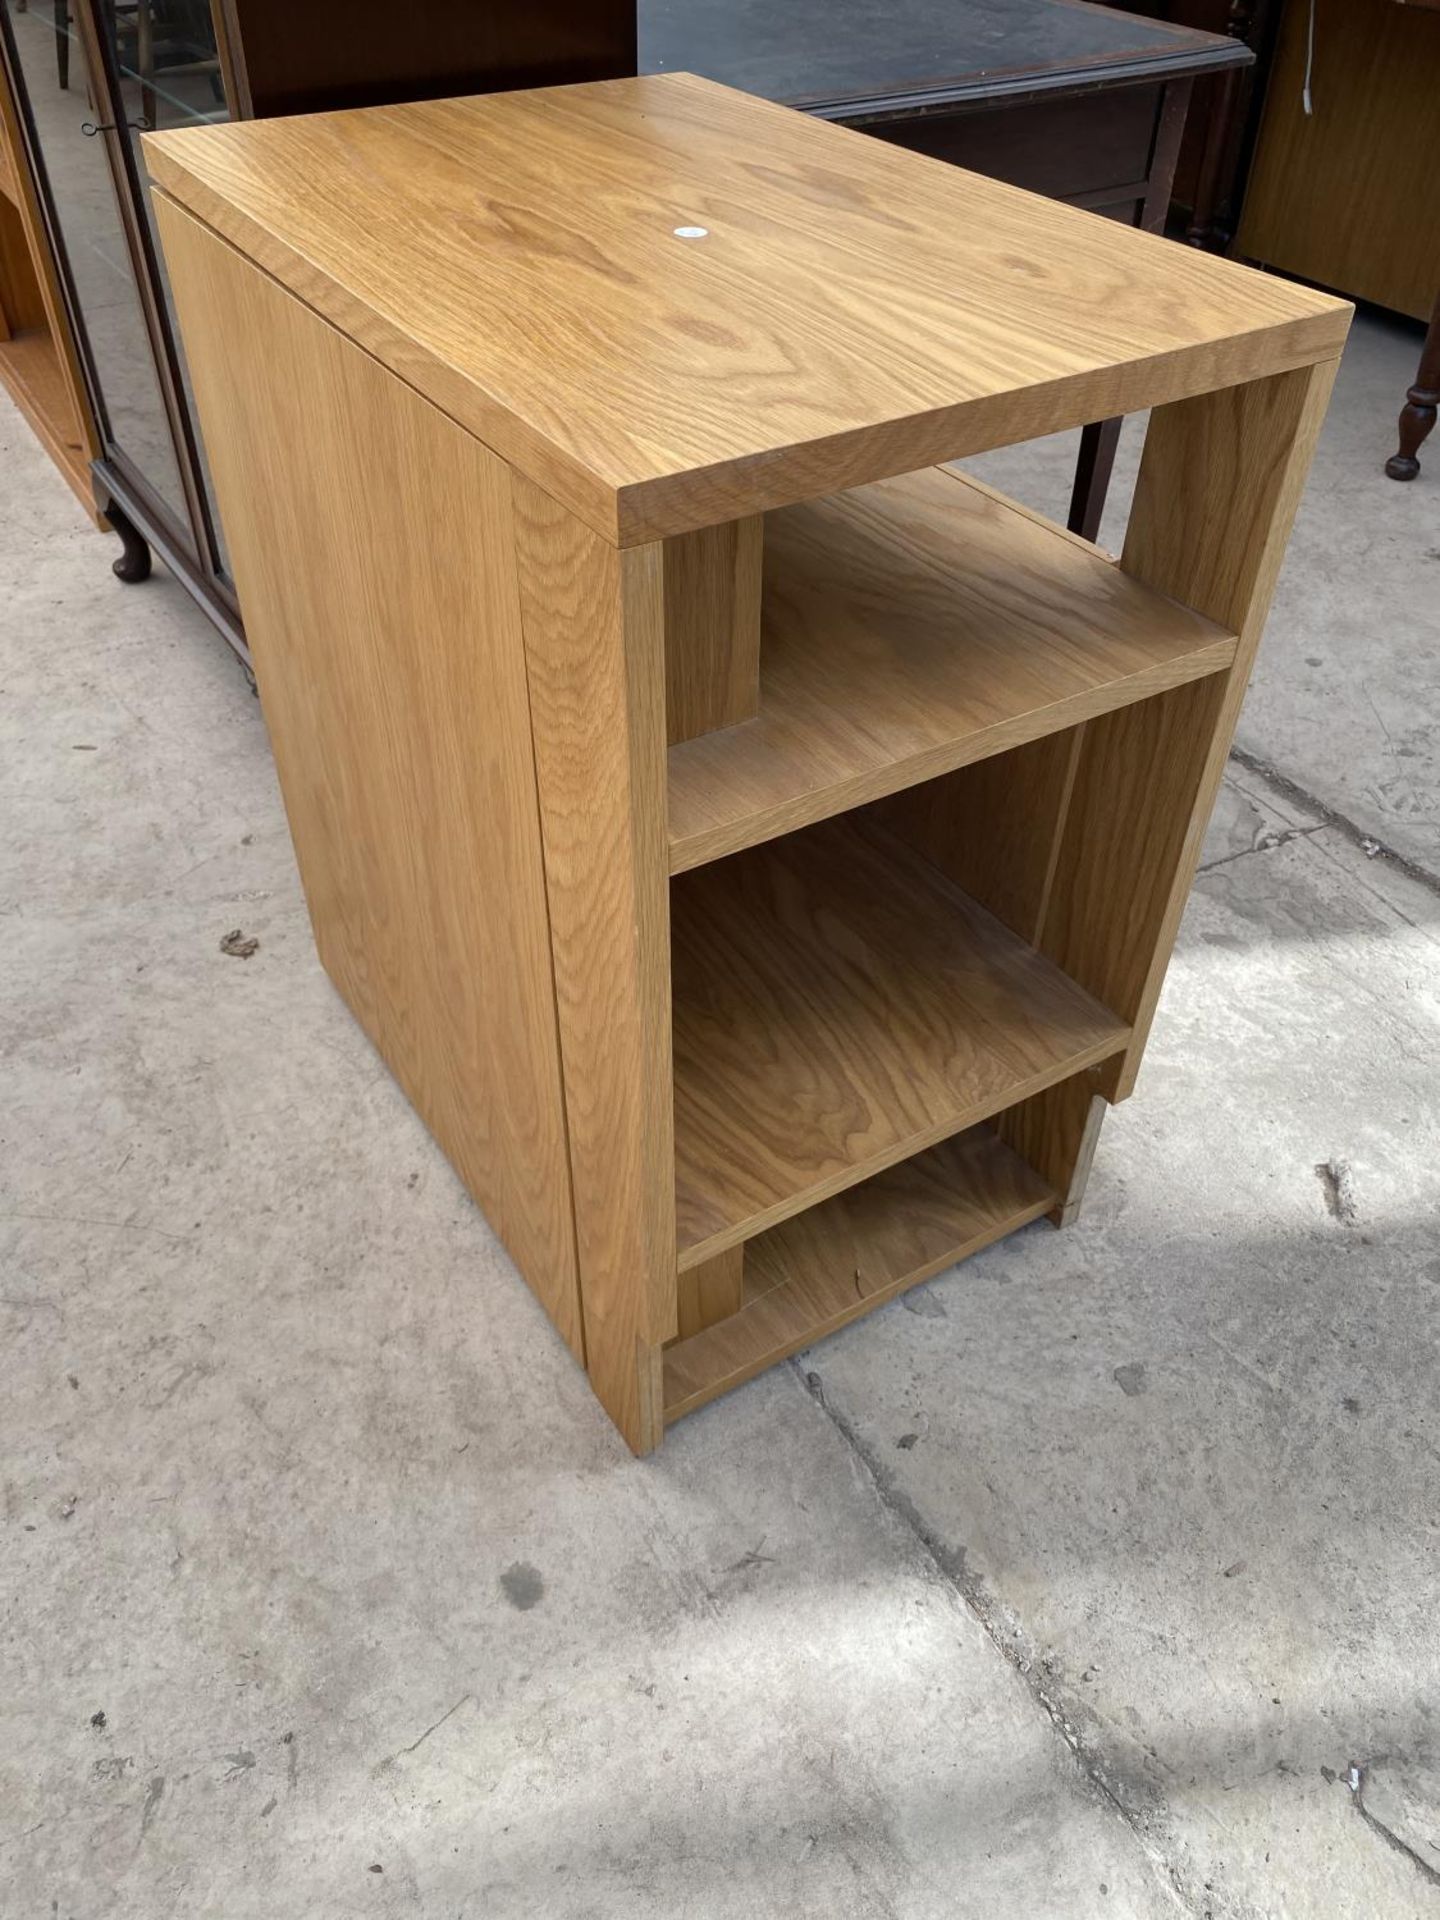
[673,226,709,240]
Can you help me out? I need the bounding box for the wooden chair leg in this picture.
[54,0,69,89]
[137,0,156,128]
[1068,416,1123,543]
[1385,292,1440,482]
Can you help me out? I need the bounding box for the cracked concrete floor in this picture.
[3,307,1439,1917]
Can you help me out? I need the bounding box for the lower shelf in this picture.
[671,814,1128,1266]
[663,1123,1057,1424]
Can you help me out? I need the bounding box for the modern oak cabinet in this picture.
[144,74,1349,1453]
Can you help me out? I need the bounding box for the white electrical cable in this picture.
[1303,0,1317,115]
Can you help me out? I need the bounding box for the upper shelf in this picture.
[143,71,1351,544]
[668,465,1238,873]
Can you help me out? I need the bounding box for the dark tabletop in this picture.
[641,0,1250,118]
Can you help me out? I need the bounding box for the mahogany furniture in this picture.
[212,0,633,117]
[1386,292,1440,482]
[1097,0,1282,250]
[644,0,1253,538]
[1233,0,1439,484]
[144,73,1348,1452]
[1236,0,1440,320]
[0,10,100,521]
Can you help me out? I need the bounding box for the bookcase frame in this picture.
[145,73,1347,1452]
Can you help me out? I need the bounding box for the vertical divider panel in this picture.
[513,474,677,1455]
[664,514,764,744]
[1035,357,1340,1104]
[995,1070,1108,1228]
[676,1245,746,1340]
[869,728,1085,944]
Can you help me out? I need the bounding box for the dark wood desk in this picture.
[644,0,1251,537]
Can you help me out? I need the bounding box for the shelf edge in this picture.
[664,1135,1058,1424]
[675,1030,1126,1271]
[668,639,1237,874]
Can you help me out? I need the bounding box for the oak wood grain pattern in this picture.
[664,515,762,744]
[143,71,1350,544]
[1045,359,1340,1100]
[666,466,1235,873]
[1235,0,1440,321]
[151,194,584,1352]
[868,728,1084,947]
[664,1124,1055,1423]
[675,1244,745,1341]
[511,474,675,1454]
[671,815,1129,1268]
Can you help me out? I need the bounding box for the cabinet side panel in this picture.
[511,475,674,1456]
[1043,358,1339,1100]
[152,193,583,1359]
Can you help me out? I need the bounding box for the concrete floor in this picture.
[3,309,1438,1918]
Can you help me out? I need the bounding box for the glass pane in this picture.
[3,0,189,523]
[96,0,233,575]
[104,0,229,134]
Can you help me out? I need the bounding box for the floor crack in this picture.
[1349,1764,1440,1889]
[1227,746,1440,900]
[792,1361,1199,1916]
[1197,823,1324,875]
[389,1692,473,1761]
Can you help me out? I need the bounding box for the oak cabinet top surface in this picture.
[144,71,1349,543]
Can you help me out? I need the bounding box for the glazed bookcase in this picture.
[144,72,1349,1452]
[0,25,99,521]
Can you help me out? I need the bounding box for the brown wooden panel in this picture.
[151,194,584,1359]
[1236,0,1440,319]
[0,189,45,333]
[218,0,635,118]
[871,85,1161,202]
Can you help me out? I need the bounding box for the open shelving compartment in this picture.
[659,461,1241,1425]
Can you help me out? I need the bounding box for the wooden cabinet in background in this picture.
[213,0,633,117]
[1236,0,1440,320]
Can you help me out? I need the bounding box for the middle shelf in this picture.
[671,811,1130,1268]
[666,464,1237,874]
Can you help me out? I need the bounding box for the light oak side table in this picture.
[143,73,1349,1453]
